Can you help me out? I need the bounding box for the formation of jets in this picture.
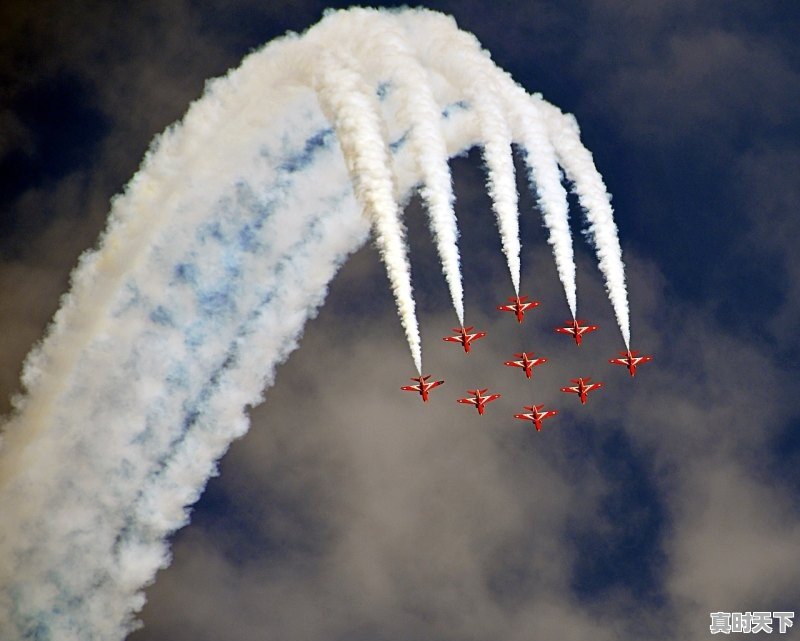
[401,293,653,430]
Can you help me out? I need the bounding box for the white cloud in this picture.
[131,246,800,640]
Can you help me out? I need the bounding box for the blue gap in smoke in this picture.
[114,125,340,558]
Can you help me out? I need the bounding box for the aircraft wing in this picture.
[401,385,421,392]
[425,380,444,391]
[504,359,524,368]
[466,331,486,341]
[585,383,604,393]
[443,336,462,343]
[457,397,478,406]
[484,394,501,404]
[560,385,579,394]
[609,357,626,366]
[555,326,576,336]
[632,356,653,366]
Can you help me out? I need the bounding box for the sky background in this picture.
[1,1,800,639]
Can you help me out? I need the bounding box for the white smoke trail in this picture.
[312,49,422,372]
[0,8,629,639]
[504,90,577,318]
[407,10,578,318]
[537,98,631,346]
[472,81,522,297]
[409,10,627,334]
[420,17,522,296]
[365,12,466,327]
[0,61,380,639]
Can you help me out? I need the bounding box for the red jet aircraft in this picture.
[457,388,501,415]
[503,352,548,379]
[560,377,604,404]
[442,326,487,353]
[401,375,444,402]
[514,404,558,431]
[555,319,598,346]
[609,349,653,377]
[497,295,540,323]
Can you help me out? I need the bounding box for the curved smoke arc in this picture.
[0,8,628,639]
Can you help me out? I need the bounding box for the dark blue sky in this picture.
[5,1,799,339]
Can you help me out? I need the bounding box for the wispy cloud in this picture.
[132,245,800,641]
